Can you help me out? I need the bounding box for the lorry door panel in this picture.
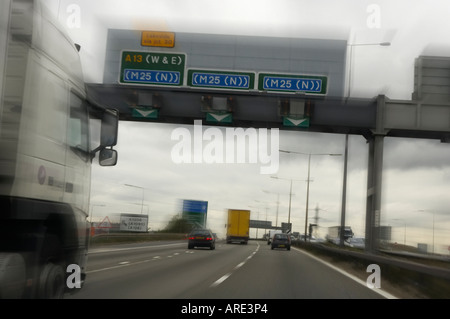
[11,51,67,201]
[63,90,90,216]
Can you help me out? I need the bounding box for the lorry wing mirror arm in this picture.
[100,108,119,147]
[91,108,119,164]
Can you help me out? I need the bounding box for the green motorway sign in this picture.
[119,51,186,86]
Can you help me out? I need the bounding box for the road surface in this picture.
[66,240,395,299]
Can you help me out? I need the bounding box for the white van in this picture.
[267,230,282,245]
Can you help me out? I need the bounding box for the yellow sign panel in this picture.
[141,31,175,48]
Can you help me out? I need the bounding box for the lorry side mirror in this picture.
[100,108,119,147]
[99,148,118,166]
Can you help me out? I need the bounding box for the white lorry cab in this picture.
[0,0,119,298]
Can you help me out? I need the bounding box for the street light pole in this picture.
[288,180,292,226]
[262,190,280,228]
[270,176,306,232]
[392,218,407,246]
[279,150,342,242]
[340,133,349,246]
[248,204,260,239]
[305,154,311,241]
[347,42,391,99]
[124,183,145,214]
[418,210,435,254]
[433,212,435,254]
[255,199,270,237]
[404,221,407,246]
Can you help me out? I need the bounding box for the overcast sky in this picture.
[47,0,450,254]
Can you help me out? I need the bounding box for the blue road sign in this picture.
[182,200,208,214]
[122,69,181,85]
[258,73,328,94]
[188,69,255,90]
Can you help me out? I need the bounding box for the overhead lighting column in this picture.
[279,150,342,241]
[124,183,145,214]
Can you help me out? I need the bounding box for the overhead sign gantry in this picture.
[98,30,346,128]
[88,29,450,253]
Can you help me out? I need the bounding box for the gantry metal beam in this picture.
[87,83,377,133]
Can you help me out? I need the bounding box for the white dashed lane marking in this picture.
[210,243,260,288]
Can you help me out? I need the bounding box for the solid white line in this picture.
[291,246,398,299]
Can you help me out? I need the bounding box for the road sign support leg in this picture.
[365,95,389,253]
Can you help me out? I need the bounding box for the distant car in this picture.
[188,229,216,250]
[271,233,291,250]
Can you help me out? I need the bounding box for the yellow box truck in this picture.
[226,209,250,244]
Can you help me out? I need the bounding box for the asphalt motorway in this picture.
[66,240,397,299]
